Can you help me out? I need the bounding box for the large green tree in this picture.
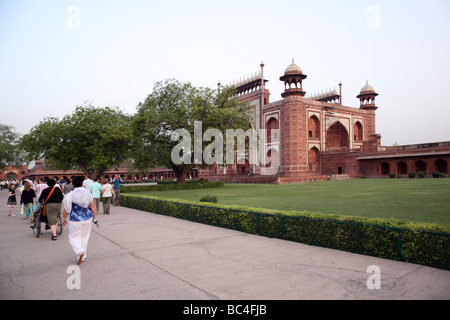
[20,104,133,179]
[0,124,24,170]
[132,79,253,183]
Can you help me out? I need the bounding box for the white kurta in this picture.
[64,187,94,258]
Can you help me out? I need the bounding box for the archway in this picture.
[435,159,448,174]
[308,147,320,171]
[266,117,279,143]
[380,162,390,175]
[415,160,427,173]
[354,121,363,141]
[6,172,17,180]
[397,161,408,175]
[326,122,349,150]
[308,116,320,140]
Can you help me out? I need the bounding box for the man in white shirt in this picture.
[34,178,48,203]
[82,177,94,192]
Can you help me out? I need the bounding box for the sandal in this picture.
[77,253,85,265]
[51,235,57,241]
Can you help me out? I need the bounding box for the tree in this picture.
[132,79,253,183]
[0,124,24,170]
[20,104,133,179]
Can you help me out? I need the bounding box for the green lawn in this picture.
[133,178,450,225]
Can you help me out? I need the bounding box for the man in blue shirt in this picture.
[112,175,122,207]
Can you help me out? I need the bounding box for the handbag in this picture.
[41,186,56,216]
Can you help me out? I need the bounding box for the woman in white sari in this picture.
[63,176,98,265]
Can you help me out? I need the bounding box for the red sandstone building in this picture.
[0,165,29,181]
[3,60,448,184]
[200,60,450,183]
[21,160,198,182]
[1,160,199,182]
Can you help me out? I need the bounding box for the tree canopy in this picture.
[0,124,24,171]
[20,104,133,179]
[132,79,253,183]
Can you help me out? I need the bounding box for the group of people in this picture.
[81,176,122,215]
[4,174,122,265]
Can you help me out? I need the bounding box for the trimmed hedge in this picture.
[120,181,224,193]
[200,195,218,203]
[120,194,450,270]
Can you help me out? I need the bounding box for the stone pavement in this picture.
[0,188,449,300]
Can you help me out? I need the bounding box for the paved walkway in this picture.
[1,188,449,300]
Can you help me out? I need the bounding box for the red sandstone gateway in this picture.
[200,60,450,183]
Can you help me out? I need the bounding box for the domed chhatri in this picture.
[359,81,376,94]
[280,58,307,98]
[357,81,378,110]
[284,59,303,75]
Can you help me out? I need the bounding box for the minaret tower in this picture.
[260,61,265,130]
[357,81,379,145]
[278,59,309,177]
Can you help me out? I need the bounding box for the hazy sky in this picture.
[1,0,449,146]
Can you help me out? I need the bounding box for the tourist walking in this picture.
[20,181,36,224]
[63,177,74,195]
[34,177,48,203]
[90,177,102,214]
[7,184,17,217]
[39,179,64,241]
[112,174,122,206]
[62,176,98,265]
[83,176,94,192]
[18,181,25,218]
[101,178,115,214]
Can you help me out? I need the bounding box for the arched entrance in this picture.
[6,172,17,180]
[308,147,320,171]
[308,116,320,140]
[397,161,408,175]
[380,162,390,175]
[354,121,363,141]
[435,159,448,174]
[415,160,427,173]
[326,122,349,150]
[266,117,279,143]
